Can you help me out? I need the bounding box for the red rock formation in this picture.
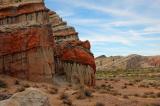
[49,11,79,43]
[148,57,160,67]
[57,40,95,72]
[0,0,96,86]
[49,11,96,86]
[55,40,96,86]
[0,0,55,82]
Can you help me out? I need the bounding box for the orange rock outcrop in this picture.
[0,0,55,82]
[0,0,96,86]
[49,11,96,86]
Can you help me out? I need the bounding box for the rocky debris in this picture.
[96,54,160,71]
[0,94,12,101]
[0,88,50,106]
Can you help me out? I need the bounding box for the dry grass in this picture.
[141,91,160,98]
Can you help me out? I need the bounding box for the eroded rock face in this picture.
[49,11,79,43]
[0,0,55,82]
[96,54,160,71]
[0,88,50,106]
[57,40,95,71]
[48,10,96,86]
[54,40,96,86]
[0,0,96,87]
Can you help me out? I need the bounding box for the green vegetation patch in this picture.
[96,68,160,81]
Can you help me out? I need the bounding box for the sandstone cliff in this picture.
[49,11,96,86]
[0,0,96,86]
[0,0,55,82]
[49,11,79,43]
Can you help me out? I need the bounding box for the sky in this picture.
[45,0,160,57]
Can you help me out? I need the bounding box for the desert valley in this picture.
[0,0,160,106]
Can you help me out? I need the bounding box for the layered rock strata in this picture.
[0,0,55,82]
[54,41,96,86]
[0,0,96,86]
[49,11,96,86]
[96,54,160,71]
[49,11,79,43]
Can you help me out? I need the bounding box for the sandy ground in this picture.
[0,75,160,106]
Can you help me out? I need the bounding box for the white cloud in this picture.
[55,10,74,18]
[46,0,160,56]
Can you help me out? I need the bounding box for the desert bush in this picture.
[128,82,134,86]
[0,80,7,88]
[146,103,160,106]
[121,85,127,89]
[63,98,73,106]
[14,80,20,85]
[33,84,39,88]
[138,83,149,88]
[0,94,12,101]
[95,85,101,90]
[133,79,142,83]
[142,92,157,98]
[101,84,113,91]
[60,92,68,100]
[109,90,121,96]
[16,86,25,92]
[48,87,58,94]
[84,89,92,97]
[95,102,105,106]
[144,92,154,95]
[134,93,140,97]
[23,83,30,88]
[123,95,129,99]
[60,92,72,106]
[156,92,160,97]
[77,87,93,99]
[124,82,134,86]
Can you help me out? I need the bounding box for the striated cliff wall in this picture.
[0,0,55,82]
[0,0,96,86]
[49,11,79,43]
[49,11,96,86]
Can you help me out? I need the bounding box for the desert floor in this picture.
[0,69,160,106]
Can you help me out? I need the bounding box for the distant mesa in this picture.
[96,54,160,71]
[95,55,107,59]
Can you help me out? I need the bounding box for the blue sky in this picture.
[45,0,160,57]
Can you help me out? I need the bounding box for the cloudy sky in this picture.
[45,0,160,57]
